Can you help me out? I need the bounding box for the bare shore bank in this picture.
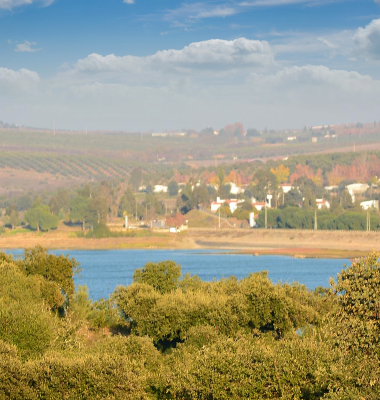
[0,228,379,258]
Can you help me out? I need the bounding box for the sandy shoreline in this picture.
[0,228,379,259]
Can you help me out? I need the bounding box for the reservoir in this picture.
[7,249,350,300]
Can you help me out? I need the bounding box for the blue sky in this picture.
[1,0,380,130]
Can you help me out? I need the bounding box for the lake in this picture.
[6,249,351,300]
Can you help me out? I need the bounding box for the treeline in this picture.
[1,248,380,398]
[258,207,380,230]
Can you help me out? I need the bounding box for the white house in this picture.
[229,182,244,195]
[154,185,168,193]
[316,199,330,210]
[251,194,273,211]
[252,202,266,211]
[211,197,242,213]
[360,200,379,210]
[280,183,292,194]
[346,183,369,194]
[346,183,369,202]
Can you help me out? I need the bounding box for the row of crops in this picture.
[0,152,132,179]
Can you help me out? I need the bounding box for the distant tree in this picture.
[146,184,153,195]
[219,204,232,218]
[218,184,231,199]
[223,122,245,138]
[129,168,142,191]
[284,189,303,207]
[5,204,19,229]
[302,187,316,210]
[241,201,253,211]
[49,189,70,216]
[118,187,136,217]
[48,196,60,216]
[270,165,290,184]
[168,181,179,197]
[86,182,112,225]
[252,169,278,201]
[16,195,32,211]
[25,205,59,232]
[192,184,210,206]
[290,164,323,186]
[246,128,260,137]
[340,189,354,209]
[70,196,91,230]
[199,127,215,138]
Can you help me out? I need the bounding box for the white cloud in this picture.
[0,0,54,10]
[164,3,238,22]
[354,18,380,60]
[317,37,338,49]
[70,38,275,76]
[123,0,134,4]
[248,65,380,94]
[14,40,42,53]
[164,0,346,24]
[375,0,380,5]
[240,0,343,6]
[0,67,40,94]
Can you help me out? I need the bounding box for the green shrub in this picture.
[0,297,57,360]
[133,260,182,294]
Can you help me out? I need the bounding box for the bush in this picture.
[133,261,182,294]
[86,223,113,238]
[21,246,80,301]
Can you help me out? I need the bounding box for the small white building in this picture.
[252,202,266,211]
[211,197,242,213]
[325,185,338,191]
[316,199,330,210]
[346,183,369,202]
[249,212,256,228]
[287,136,297,141]
[280,183,292,194]
[229,182,244,195]
[360,200,379,211]
[154,185,168,193]
[346,183,369,194]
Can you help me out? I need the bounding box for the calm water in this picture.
[6,249,350,300]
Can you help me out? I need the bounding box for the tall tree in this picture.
[270,165,290,184]
[70,196,91,230]
[25,205,59,232]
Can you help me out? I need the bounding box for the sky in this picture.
[1,0,380,131]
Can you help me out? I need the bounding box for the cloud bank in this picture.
[354,18,380,60]
[2,24,380,130]
[71,38,275,76]
[0,67,40,93]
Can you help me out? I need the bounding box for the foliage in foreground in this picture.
[0,249,379,399]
